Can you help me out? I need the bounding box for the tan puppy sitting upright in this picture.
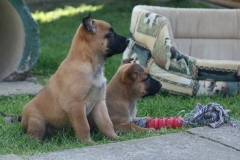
[0,13,129,144]
[106,58,162,132]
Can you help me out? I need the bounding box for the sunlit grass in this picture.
[32,4,103,23]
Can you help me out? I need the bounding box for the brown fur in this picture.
[7,13,129,144]
[106,58,161,132]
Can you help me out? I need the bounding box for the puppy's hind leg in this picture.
[91,101,117,140]
[23,117,46,142]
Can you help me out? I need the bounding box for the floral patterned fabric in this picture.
[123,9,240,96]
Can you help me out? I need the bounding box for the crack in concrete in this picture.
[186,130,240,151]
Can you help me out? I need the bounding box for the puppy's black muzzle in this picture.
[144,76,162,97]
[106,34,129,58]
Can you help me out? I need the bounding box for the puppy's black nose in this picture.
[144,78,161,97]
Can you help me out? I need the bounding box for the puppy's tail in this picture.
[0,111,22,124]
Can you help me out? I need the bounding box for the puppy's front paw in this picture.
[83,140,96,146]
[115,135,123,141]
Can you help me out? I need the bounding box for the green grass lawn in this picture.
[0,0,239,156]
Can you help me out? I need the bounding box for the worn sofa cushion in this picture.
[123,5,240,96]
[130,5,240,60]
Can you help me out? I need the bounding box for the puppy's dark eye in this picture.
[143,74,151,82]
[109,30,114,37]
[105,29,115,38]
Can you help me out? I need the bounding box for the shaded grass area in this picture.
[1,0,238,156]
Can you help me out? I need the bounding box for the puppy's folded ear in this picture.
[82,12,97,33]
[121,63,144,84]
[121,58,134,65]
